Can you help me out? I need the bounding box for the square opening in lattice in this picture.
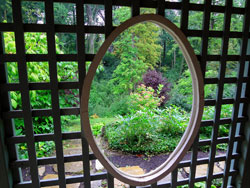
[208,37,222,55]
[3,32,16,54]
[195,164,208,177]
[33,116,54,134]
[16,143,29,160]
[61,115,80,133]
[233,0,245,8]
[140,8,156,15]
[85,34,105,54]
[30,90,51,109]
[218,124,230,137]
[188,11,203,30]
[64,161,83,175]
[182,166,190,179]
[230,14,244,32]
[204,84,217,99]
[225,61,238,77]
[59,89,79,108]
[165,10,181,27]
[35,141,56,158]
[6,62,19,83]
[212,178,224,187]
[55,33,77,54]
[63,139,82,156]
[27,62,50,82]
[206,61,220,78]
[21,1,45,24]
[220,104,233,118]
[200,126,213,141]
[223,84,236,98]
[37,165,55,180]
[24,32,48,54]
[228,38,241,55]
[202,106,215,121]
[213,162,224,174]
[13,118,25,136]
[84,4,105,26]
[0,0,13,23]
[176,168,186,181]
[40,165,58,179]
[57,61,78,82]
[243,62,249,76]
[210,12,224,31]
[10,91,22,110]
[20,166,31,182]
[212,0,225,6]
[216,143,228,151]
[53,2,76,25]
[190,0,204,4]
[112,6,131,26]
[188,37,202,54]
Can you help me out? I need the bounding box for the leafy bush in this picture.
[89,79,129,117]
[167,70,193,111]
[128,84,163,113]
[105,105,189,154]
[142,70,171,104]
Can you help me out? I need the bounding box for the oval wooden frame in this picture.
[80,14,204,186]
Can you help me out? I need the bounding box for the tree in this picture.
[110,31,147,94]
[109,7,162,94]
[22,1,45,24]
[84,4,105,54]
[0,0,12,22]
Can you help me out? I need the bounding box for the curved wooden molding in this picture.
[80,14,204,186]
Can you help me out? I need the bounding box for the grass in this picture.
[90,117,118,136]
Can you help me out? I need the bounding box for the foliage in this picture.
[4,32,79,158]
[21,1,45,24]
[3,1,243,159]
[91,123,104,136]
[105,105,188,154]
[110,31,148,94]
[167,70,193,111]
[168,69,236,111]
[105,85,188,154]
[24,32,48,54]
[0,0,12,22]
[89,79,129,117]
[142,70,171,104]
[109,7,162,94]
[128,84,163,114]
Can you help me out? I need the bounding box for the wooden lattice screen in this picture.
[0,0,250,188]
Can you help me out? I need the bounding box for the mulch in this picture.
[108,151,213,173]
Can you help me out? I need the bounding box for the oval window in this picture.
[81,14,204,186]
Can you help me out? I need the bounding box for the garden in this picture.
[1,1,243,187]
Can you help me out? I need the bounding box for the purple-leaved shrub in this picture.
[142,70,171,104]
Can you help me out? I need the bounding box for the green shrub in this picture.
[89,79,129,117]
[128,84,163,113]
[91,123,104,136]
[105,105,189,154]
